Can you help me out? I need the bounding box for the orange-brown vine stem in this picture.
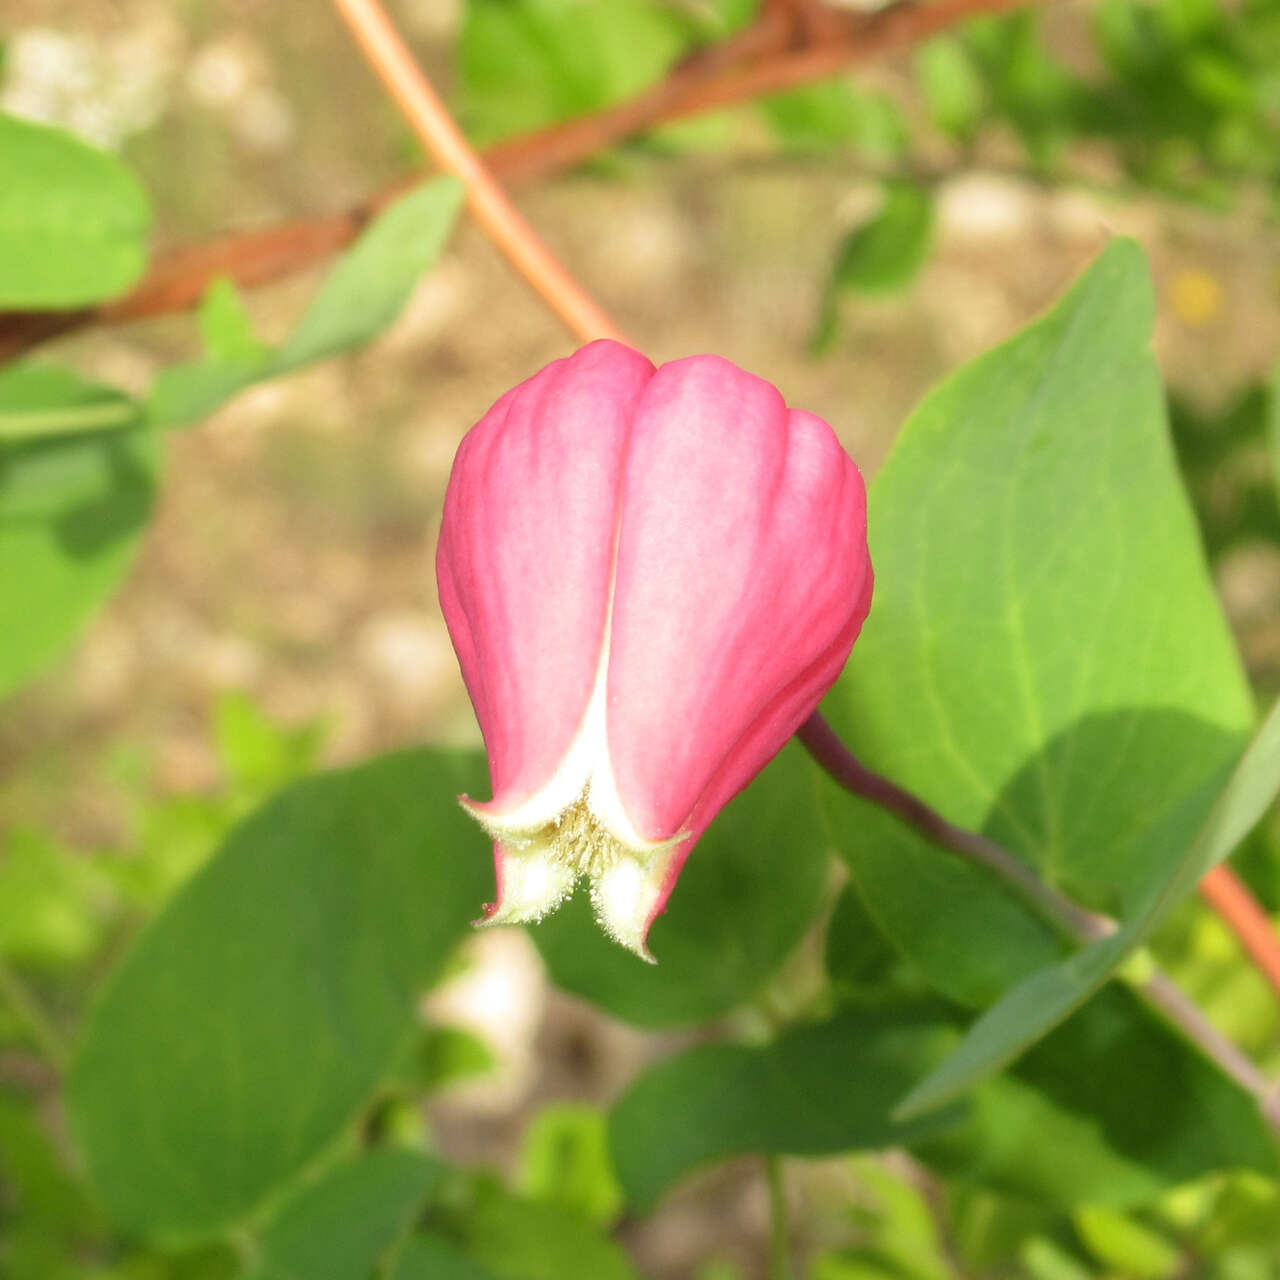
[330,0,624,346]
[1200,864,1280,1000]
[0,0,1030,363]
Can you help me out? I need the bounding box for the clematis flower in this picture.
[436,340,872,959]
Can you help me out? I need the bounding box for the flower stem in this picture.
[798,711,1280,1131]
[329,0,626,347]
[0,958,70,1073]
[796,714,1113,944]
[766,1156,792,1280]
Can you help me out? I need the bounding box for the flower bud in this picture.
[437,340,872,959]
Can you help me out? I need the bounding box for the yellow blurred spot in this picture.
[1170,268,1223,327]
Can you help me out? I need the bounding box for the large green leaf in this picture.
[245,1148,442,1280]
[147,177,464,430]
[533,742,830,1026]
[0,365,156,699]
[67,749,490,1240]
[607,1007,960,1212]
[822,239,1252,1012]
[0,112,150,308]
[899,697,1280,1118]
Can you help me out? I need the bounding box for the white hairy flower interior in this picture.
[463,616,684,961]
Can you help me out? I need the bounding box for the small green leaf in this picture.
[518,1104,623,1227]
[0,827,108,967]
[245,1148,443,1280]
[0,365,139,441]
[0,111,150,307]
[402,1024,496,1093]
[146,177,464,430]
[0,367,157,699]
[812,183,934,354]
[915,36,985,140]
[272,177,463,373]
[459,0,689,145]
[533,742,829,1026]
[453,1183,640,1280]
[67,748,490,1239]
[608,1007,960,1211]
[1073,1206,1182,1279]
[198,277,269,366]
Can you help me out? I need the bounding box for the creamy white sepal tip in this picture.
[465,620,682,960]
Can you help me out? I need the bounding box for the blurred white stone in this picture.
[356,611,457,705]
[938,173,1038,244]
[384,265,468,355]
[1217,543,1280,626]
[75,618,138,712]
[3,15,181,148]
[403,0,463,37]
[425,928,547,1113]
[232,86,295,153]
[188,38,252,107]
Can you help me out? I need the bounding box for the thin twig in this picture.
[0,959,70,1073]
[0,0,1033,363]
[796,713,1114,943]
[1199,864,1280,1000]
[798,712,1280,1128]
[329,0,625,347]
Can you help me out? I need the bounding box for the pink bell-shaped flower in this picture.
[437,340,872,959]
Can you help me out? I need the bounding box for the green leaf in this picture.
[390,1236,501,1280]
[533,741,829,1026]
[452,1183,640,1280]
[518,1104,623,1227]
[607,1007,961,1212]
[198,277,269,366]
[245,1148,442,1280]
[459,0,689,145]
[821,239,1252,1010]
[399,1023,496,1094]
[146,178,464,430]
[760,82,866,149]
[811,183,934,354]
[66,748,490,1240]
[0,111,150,307]
[899,696,1280,1119]
[0,368,157,699]
[915,37,985,140]
[272,177,463,373]
[0,364,139,441]
[0,827,108,967]
[824,883,901,991]
[1073,1206,1181,1279]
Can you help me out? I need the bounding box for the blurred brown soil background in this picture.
[2,1,1280,1275]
